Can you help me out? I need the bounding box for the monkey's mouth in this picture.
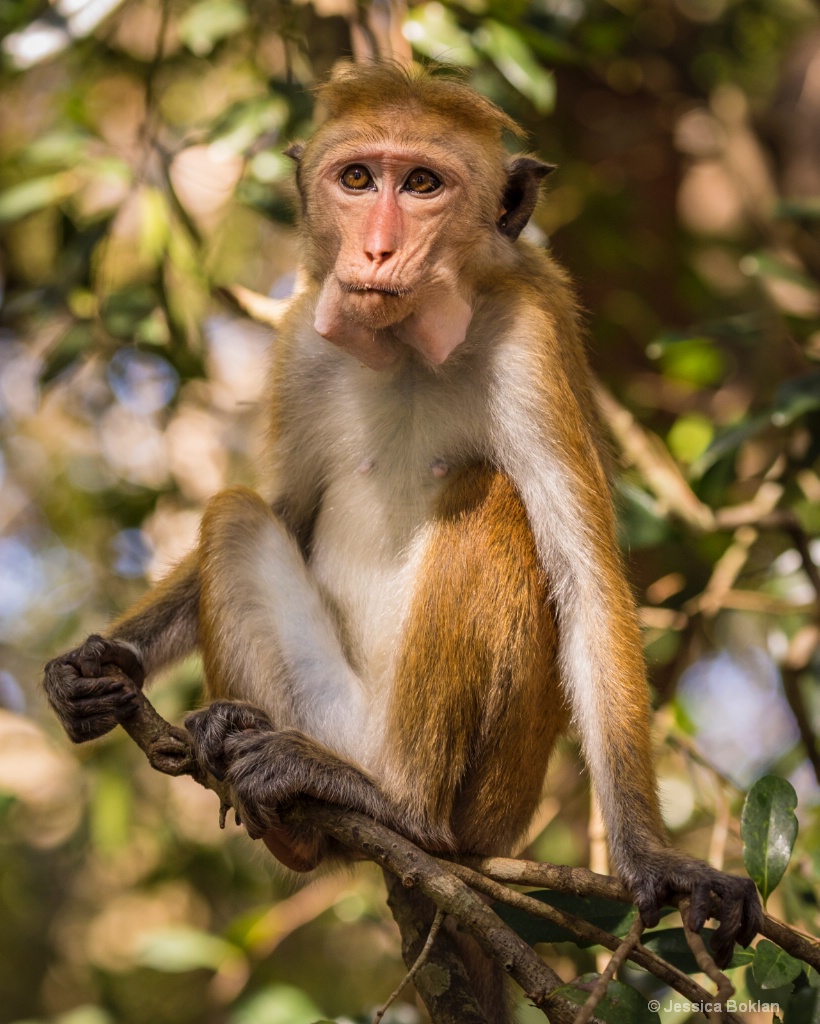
[338,279,416,329]
[339,281,411,299]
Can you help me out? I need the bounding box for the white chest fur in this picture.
[306,356,489,692]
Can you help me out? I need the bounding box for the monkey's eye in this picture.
[403,169,442,195]
[341,165,374,190]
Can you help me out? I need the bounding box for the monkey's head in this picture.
[286,62,553,371]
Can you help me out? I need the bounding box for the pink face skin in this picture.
[312,142,477,371]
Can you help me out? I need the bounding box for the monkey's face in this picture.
[295,111,509,370]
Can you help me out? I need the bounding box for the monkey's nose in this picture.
[364,247,395,265]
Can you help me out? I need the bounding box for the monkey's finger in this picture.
[710,898,744,969]
[208,699,275,733]
[63,700,135,743]
[736,886,763,948]
[185,701,275,779]
[686,883,712,935]
[68,687,139,720]
[101,643,145,687]
[184,710,231,780]
[70,634,108,677]
[632,893,661,929]
[63,675,130,699]
[712,876,761,952]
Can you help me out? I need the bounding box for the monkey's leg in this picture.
[196,486,368,749]
[384,465,566,854]
[192,487,431,868]
[385,465,564,1023]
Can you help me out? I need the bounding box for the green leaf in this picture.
[138,187,170,264]
[690,412,770,478]
[0,173,77,221]
[558,975,660,1023]
[753,939,804,990]
[136,927,241,973]
[56,1009,115,1024]
[648,335,727,388]
[495,890,636,948]
[178,0,248,56]
[474,21,555,112]
[741,251,819,292]
[692,369,820,476]
[402,4,478,65]
[207,96,288,157]
[639,927,754,973]
[19,130,91,167]
[667,414,714,464]
[741,776,798,904]
[228,985,323,1024]
[782,985,820,1024]
[771,372,820,427]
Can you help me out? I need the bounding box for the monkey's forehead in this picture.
[302,111,508,175]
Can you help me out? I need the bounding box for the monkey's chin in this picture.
[314,274,473,370]
[343,290,415,331]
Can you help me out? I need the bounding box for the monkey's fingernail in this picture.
[356,459,374,475]
[431,459,449,478]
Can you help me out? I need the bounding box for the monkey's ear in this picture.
[498,157,555,240]
[284,142,305,162]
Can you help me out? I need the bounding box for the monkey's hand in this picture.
[627,850,762,968]
[43,634,145,743]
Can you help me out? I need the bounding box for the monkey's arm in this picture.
[43,553,200,742]
[488,323,761,965]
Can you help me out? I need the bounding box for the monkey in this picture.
[43,62,761,1002]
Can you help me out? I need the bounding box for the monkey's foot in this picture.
[626,851,762,968]
[184,699,274,782]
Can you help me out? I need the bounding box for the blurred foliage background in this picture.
[0,1,819,1022]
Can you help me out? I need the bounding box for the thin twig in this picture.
[594,383,716,531]
[217,284,295,328]
[573,917,644,1024]
[760,914,820,970]
[680,898,734,1024]
[692,525,757,618]
[373,908,446,1024]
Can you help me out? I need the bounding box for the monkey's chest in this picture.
[308,454,453,690]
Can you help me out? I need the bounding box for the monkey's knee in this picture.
[200,486,273,547]
[198,486,300,575]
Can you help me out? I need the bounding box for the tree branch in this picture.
[112,681,820,1020]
